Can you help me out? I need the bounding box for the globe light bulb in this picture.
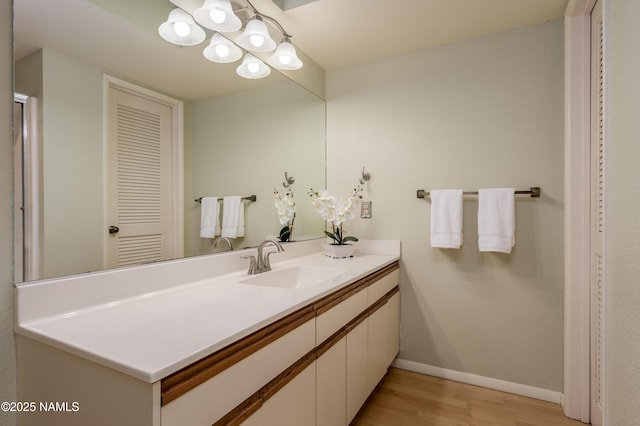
[215,44,230,58]
[279,55,292,65]
[210,9,225,24]
[174,21,191,37]
[250,35,264,48]
[248,62,260,73]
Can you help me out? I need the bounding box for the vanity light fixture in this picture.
[203,33,243,63]
[235,16,277,52]
[267,37,303,70]
[236,53,271,79]
[158,0,304,79]
[159,8,206,46]
[193,0,242,32]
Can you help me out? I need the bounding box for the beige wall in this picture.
[327,21,565,391]
[186,81,326,255]
[606,0,640,422]
[1,1,16,425]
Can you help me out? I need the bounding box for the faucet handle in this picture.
[241,255,257,274]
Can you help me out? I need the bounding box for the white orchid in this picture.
[308,184,363,245]
[274,188,296,241]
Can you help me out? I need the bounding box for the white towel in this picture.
[221,196,245,238]
[478,188,515,253]
[199,197,220,238]
[430,189,463,249]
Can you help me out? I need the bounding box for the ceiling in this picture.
[251,0,569,70]
[14,0,568,100]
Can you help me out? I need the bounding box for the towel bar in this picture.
[416,187,540,199]
[195,195,257,203]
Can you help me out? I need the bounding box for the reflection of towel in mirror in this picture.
[478,188,515,253]
[199,197,220,238]
[430,189,463,249]
[221,196,245,238]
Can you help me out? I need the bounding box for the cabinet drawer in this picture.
[316,288,367,345]
[368,267,399,306]
[161,318,315,426]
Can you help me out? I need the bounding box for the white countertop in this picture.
[15,240,399,383]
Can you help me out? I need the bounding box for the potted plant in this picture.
[308,184,363,258]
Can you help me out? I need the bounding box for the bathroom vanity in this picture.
[15,240,400,425]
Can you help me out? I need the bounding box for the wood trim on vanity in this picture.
[314,262,399,316]
[313,278,368,316]
[161,261,400,407]
[315,327,347,359]
[366,262,400,286]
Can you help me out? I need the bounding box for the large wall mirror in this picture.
[13,0,326,283]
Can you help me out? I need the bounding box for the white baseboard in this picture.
[392,358,563,404]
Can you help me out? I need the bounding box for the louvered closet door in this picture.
[107,87,174,268]
[590,0,605,424]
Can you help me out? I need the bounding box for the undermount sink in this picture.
[240,266,346,289]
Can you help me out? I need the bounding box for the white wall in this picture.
[327,21,565,391]
[605,0,640,422]
[15,49,105,279]
[41,50,104,278]
[0,0,17,424]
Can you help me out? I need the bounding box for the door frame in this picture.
[563,0,598,422]
[14,93,42,282]
[102,75,184,265]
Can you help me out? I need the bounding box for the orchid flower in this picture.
[274,188,296,241]
[308,184,363,245]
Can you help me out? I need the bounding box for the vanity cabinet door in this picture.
[368,291,400,389]
[241,361,316,426]
[387,292,401,365]
[317,336,347,426]
[368,300,390,388]
[346,319,369,424]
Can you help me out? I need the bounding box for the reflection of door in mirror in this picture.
[105,80,184,268]
[14,99,24,282]
[13,94,41,283]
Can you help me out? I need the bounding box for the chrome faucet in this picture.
[243,239,285,275]
[212,237,233,251]
[257,239,284,272]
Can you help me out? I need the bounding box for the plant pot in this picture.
[323,243,355,259]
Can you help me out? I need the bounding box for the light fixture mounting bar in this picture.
[245,0,292,38]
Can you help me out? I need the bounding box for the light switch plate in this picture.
[361,201,372,218]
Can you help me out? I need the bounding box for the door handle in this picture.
[109,225,120,234]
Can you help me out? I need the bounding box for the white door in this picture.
[590,0,605,424]
[106,85,180,268]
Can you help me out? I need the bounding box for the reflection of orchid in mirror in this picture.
[308,184,363,245]
[273,188,295,242]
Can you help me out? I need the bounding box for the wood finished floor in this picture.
[351,368,588,426]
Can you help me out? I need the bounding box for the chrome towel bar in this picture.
[195,195,257,203]
[416,187,541,199]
